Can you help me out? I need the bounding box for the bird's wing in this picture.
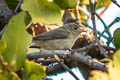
[33,28,70,40]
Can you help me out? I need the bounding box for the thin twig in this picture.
[89,0,109,58]
[111,0,120,8]
[75,0,81,25]
[0,0,23,37]
[54,55,80,80]
[14,0,23,12]
[76,41,95,52]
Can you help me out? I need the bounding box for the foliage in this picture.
[2,12,32,71]
[113,28,120,49]
[89,49,120,80]
[4,0,112,23]
[1,0,120,80]
[5,0,19,10]
[21,0,62,24]
[0,68,20,80]
[22,60,46,80]
[0,11,46,80]
[0,40,7,54]
[53,0,77,9]
[95,0,111,9]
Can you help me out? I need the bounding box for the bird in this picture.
[32,23,84,50]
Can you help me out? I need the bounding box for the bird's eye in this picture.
[74,27,78,30]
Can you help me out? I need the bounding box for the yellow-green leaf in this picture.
[108,62,120,80]
[22,60,46,80]
[113,28,120,49]
[113,49,120,68]
[2,11,32,71]
[81,0,89,5]
[96,0,111,9]
[0,40,7,53]
[21,0,62,24]
[89,70,110,80]
[0,69,20,80]
[108,49,120,80]
[100,58,112,62]
[53,0,77,9]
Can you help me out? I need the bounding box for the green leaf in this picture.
[22,61,46,80]
[113,28,120,49]
[2,11,32,71]
[0,40,7,53]
[25,12,32,26]
[53,0,77,9]
[96,0,111,9]
[0,69,20,80]
[21,0,62,24]
[5,0,19,10]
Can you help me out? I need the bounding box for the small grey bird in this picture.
[32,23,84,50]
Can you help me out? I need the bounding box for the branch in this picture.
[46,53,107,76]
[27,50,70,60]
[37,58,57,65]
[75,0,81,25]
[27,43,116,60]
[111,0,120,8]
[71,53,107,72]
[28,42,95,60]
[27,49,108,72]
[54,55,80,80]
[46,63,63,75]
[76,41,95,52]
[89,0,109,58]
[14,0,23,12]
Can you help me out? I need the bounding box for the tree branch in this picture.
[89,0,109,58]
[54,55,80,80]
[111,0,120,8]
[71,53,107,72]
[27,49,108,72]
[75,0,81,25]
